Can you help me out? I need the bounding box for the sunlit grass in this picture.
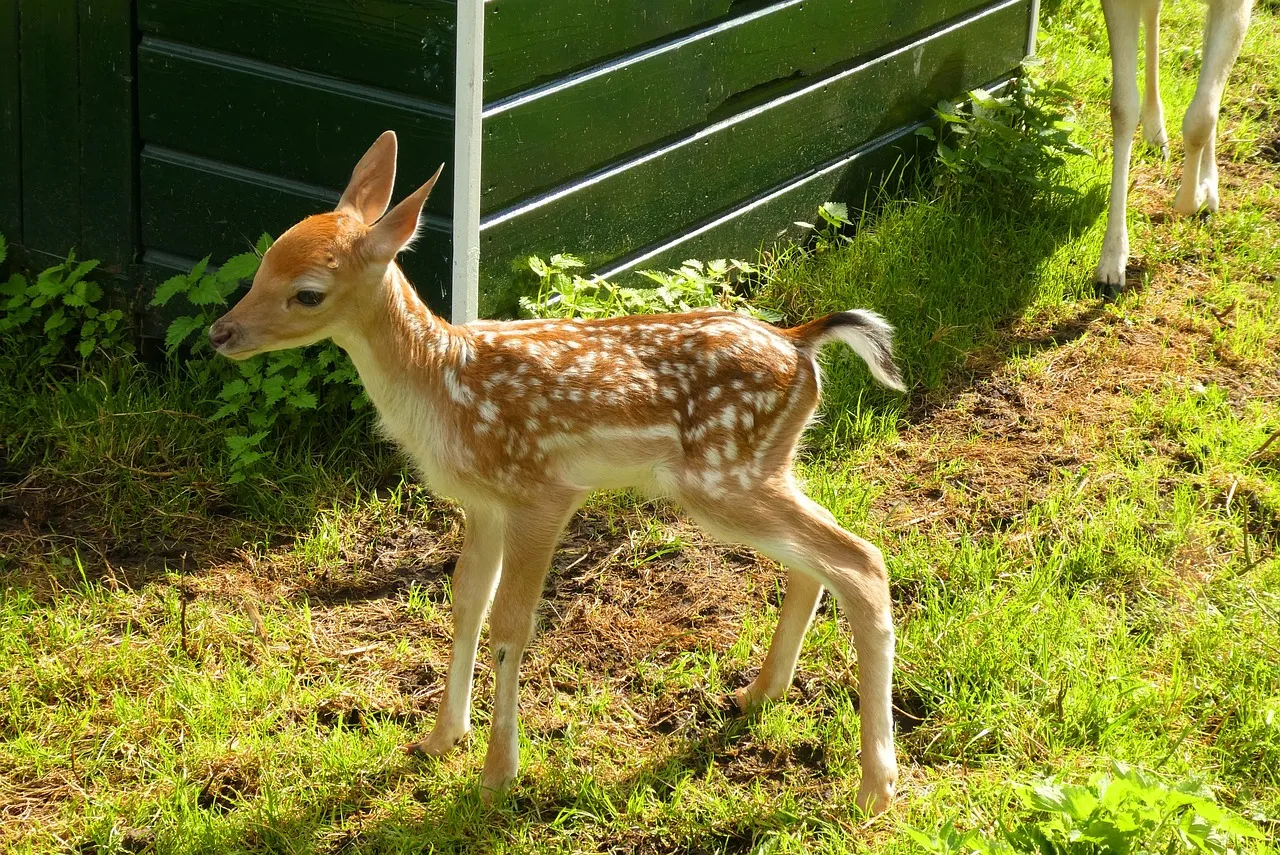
[2,0,1279,852]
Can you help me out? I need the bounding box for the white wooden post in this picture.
[1026,0,1041,56]
[451,0,485,323]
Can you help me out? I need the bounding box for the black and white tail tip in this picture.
[809,310,907,392]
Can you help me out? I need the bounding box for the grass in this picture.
[3,0,1280,851]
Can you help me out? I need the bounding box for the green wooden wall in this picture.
[134,0,455,314]
[4,0,136,274]
[1,0,21,244]
[3,0,1035,322]
[476,0,1035,316]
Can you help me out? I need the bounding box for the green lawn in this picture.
[3,0,1280,852]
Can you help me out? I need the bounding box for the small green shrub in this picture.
[907,764,1263,855]
[520,253,776,321]
[793,201,857,252]
[916,59,1087,202]
[0,237,132,366]
[149,235,365,483]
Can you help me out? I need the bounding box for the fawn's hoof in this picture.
[1094,279,1124,302]
[856,779,896,816]
[403,728,468,759]
[479,772,516,803]
[1173,182,1219,217]
[1093,247,1127,302]
[1147,134,1170,161]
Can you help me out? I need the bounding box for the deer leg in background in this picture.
[1173,0,1253,215]
[1095,0,1144,297]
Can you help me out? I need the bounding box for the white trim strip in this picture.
[593,122,926,280]
[1026,0,1041,56]
[451,0,485,323]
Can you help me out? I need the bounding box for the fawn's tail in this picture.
[788,309,907,392]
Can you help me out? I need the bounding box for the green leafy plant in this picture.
[916,58,1088,201]
[149,235,365,483]
[150,237,269,357]
[0,239,132,365]
[520,253,776,321]
[907,764,1264,855]
[794,201,856,252]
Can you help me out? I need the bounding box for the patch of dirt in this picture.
[1258,134,1280,165]
[0,769,82,843]
[195,755,260,813]
[601,819,772,855]
[307,695,425,732]
[872,267,1280,550]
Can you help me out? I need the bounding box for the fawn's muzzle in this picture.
[208,319,241,352]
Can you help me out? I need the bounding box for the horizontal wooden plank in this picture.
[476,0,1031,317]
[138,37,454,215]
[137,0,455,102]
[603,75,1017,279]
[78,0,137,273]
[485,0,730,99]
[141,146,344,259]
[0,0,21,242]
[19,0,81,256]
[481,0,990,210]
[140,146,452,316]
[598,123,931,280]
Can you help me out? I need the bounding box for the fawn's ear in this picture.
[363,163,445,263]
[336,131,398,224]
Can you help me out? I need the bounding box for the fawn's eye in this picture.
[295,289,325,307]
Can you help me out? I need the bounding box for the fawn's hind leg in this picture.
[680,479,897,815]
[1096,0,1144,292]
[733,568,824,711]
[1141,0,1169,157]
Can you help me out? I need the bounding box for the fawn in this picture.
[1094,0,1254,295]
[210,132,906,813]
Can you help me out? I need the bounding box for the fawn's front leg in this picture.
[480,496,581,798]
[405,505,503,757]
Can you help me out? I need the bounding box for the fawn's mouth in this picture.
[213,342,260,360]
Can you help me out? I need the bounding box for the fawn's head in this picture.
[209,131,443,359]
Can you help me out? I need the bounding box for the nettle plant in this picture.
[0,234,132,365]
[794,201,857,253]
[150,234,365,482]
[917,58,1088,202]
[908,764,1263,855]
[520,253,776,321]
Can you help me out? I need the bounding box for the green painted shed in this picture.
[1,0,1039,322]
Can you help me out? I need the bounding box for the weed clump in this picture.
[519,253,773,321]
[908,764,1263,855]
[917,59,1088,205]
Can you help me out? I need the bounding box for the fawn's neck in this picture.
[338,265,469,417]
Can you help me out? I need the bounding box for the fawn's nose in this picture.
[208,319,240,351]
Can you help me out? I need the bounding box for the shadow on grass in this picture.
[161,700,845,855]
[763,167,1110,447]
